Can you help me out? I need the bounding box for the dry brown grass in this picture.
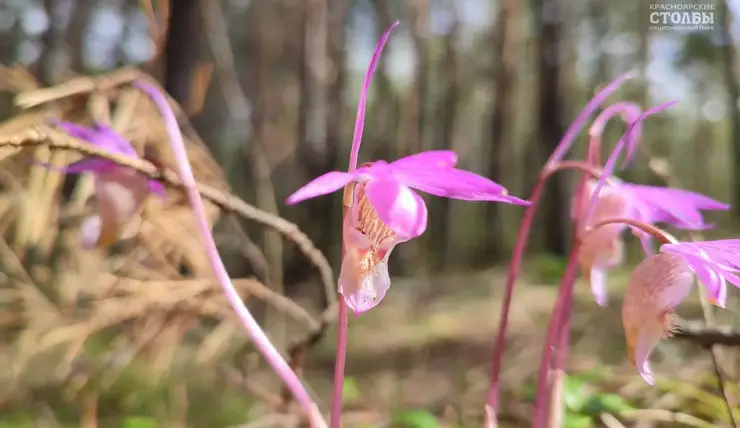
[0,66,336,421]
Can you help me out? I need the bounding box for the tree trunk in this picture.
[483,0,518,261]
[37,0,62,85]
[163,0,202,105]
[428,5,459,270]
[535,0,567,256]
[65,0,94,72]
[721,3,740,217]
[297,0,348,266]
[402,0,429,157]
[369,0,398,162]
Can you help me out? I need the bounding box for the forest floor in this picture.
[1,267,736,428]
[294,267,737,427]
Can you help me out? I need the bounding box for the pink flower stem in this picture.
[135,81,326,427]
[485,178,546,423]
[329,22,398,427]
[484,161,616,424]
[484,73,637,426]
[531,253,581,427]
[329,298,349,428]
[532,101,677,426]
[587,218,676,245]
[543,143,598,426]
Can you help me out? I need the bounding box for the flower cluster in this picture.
[35,18,737,428]
[569,101,734,386]
[572,177,728,306]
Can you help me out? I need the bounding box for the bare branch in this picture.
[0,125,336,329]
[673,320,740,348]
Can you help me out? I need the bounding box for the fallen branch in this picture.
[673,320,740,347]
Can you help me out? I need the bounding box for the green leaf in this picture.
[563,376,590,412]
[342,377,361,403]
[581,393,635,416]
[392,409,441,428]
[122,416,158,428]
[563,412,594,428]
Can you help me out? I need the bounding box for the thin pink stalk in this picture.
[330,21,399,428]
[543,216,677,428]
[548,101,645,391]
[135,81,326,428]
[531,101,678,427]
[549,102,643,383]
[484,73,637,424]
[329,299,349,428]
[545,118,605,425]
[531,249,581,427]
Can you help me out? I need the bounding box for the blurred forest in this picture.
[0,0,739,427]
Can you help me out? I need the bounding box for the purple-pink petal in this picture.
[364,177,427,240]
[660,239,740,307]
[622,184,729,230]
[285,171,359,205]
[148,179,166,196]
[61,158,117,174]
[589,102,642,167]
[55,120,99,142]
[390,150,458,170]
[547,72,637,165]
[347,21,399,172]
[583,101,679,228]
[390,165,529,205]
[56,121,138,158]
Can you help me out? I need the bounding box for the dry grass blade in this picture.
[619,409,716,428]
[13,68,141,109]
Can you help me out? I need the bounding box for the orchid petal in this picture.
[590,267,608,307]
[622,253,694,385]
[639,235,655,256]
[285,171,358,205]
[64,158,117,174]
[547,72,637,164]
[35,158,114,175]
[390,150,458,170]
[55,120,99,142]
[148,179,166,196]
[589,102,642,167]
[621,184,729,230]
[659,240,740,307]
[79,214,109,249]
[392,166,529,205]
[91,168,151,248]
[348,21,398,172]
[679,253,727,308]
[338,246,392,315]
[634,325,662,385]
[57,121,138,157]
[584,100,678,227]
[364,178,427,240]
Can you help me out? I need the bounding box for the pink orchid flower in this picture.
[573,177,728,306]
[285,22,530,315]
[623,239,740,384]
[45,121,165,248]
